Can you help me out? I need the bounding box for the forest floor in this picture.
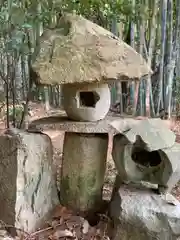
[0,102,180,239]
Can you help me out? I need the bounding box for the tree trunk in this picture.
[157,0,167,113]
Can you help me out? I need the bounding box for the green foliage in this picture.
[0,0,137,64]
[0,0,179,119]
[9,105,23,121]
[174,76,180,113]
[3,104,24,121]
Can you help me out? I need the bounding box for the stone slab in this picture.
[111,118,176,150]
[29,114,138,133]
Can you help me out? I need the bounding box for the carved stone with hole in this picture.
[112,134,180,194]
[62,83,110,121]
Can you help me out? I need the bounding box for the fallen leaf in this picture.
[163,193,180,206]
[52,205,73,220]
[51,219,60,228]
[82,220,89,234]
[94,235,101,240]
[0,230,8,237]
[52,229,74,239]
[102,236,110,240]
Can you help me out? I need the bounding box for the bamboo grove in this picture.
[0,0,180,127]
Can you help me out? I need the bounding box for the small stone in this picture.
[110,184,180,240]
[161,193,180,206]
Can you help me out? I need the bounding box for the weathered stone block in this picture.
[0,129,59,233]
[110,184,180,240]
[60,132,108,213]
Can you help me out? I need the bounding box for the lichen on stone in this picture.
[32,13,151,86]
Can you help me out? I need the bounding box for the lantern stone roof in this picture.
[32,13,152,86]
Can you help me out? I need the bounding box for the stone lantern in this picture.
[30,13,151,217]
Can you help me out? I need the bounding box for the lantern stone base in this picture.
[60,132,108,214]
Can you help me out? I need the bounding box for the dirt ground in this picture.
[0,102,180,239]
